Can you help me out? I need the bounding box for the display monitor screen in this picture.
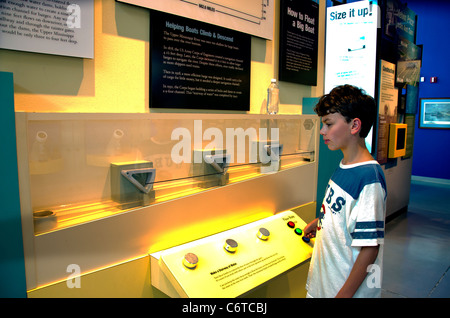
[396,127,406,150]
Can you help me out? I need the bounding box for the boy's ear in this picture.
[350,118,362,135]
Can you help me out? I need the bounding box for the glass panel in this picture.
[23,114,317,234]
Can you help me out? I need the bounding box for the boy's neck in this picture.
[341,139,373,165]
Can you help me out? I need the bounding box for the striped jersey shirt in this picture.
[306,160,387,298]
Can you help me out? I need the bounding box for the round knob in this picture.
[257,227,270,240]
[183,253,198,269]
[224,239,238,253]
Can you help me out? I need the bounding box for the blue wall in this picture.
[406,0,450,180]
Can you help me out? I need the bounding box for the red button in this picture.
[287,221,295,228]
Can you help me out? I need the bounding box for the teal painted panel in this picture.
[0,72,27,297]
[303,97,343,217]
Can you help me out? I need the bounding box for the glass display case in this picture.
[16,113,318,235]
[16,112,320,291]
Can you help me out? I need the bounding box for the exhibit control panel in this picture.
[150,210,314,298]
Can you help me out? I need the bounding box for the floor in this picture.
[381,179,450,298]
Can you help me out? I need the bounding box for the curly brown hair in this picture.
[314,85,376,138]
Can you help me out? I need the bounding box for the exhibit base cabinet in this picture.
[13,112,319,298]
[28,207,316,298]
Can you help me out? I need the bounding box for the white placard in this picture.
[324,1,380,153]
[118,0,274,40]
[324,0,379,97]
[0,0,93,58]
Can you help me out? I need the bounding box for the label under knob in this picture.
[257,227,270,240]
[183,253,199,269]
[224,239,238,253]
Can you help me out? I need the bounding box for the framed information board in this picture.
[419,98,450,129]
[278,0,319,86]
[0,0,93,58]
[118,0,274,40]
[150,10,251,111]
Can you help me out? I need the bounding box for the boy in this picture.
[304,85,387,298]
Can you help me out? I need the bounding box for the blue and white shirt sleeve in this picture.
[348,167,387,247]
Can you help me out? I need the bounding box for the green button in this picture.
[294,228,302,235]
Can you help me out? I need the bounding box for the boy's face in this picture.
[320,112,353,151]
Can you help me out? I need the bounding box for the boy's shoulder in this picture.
[331,161,386,199]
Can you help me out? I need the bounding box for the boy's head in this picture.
[314,85,376,138]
